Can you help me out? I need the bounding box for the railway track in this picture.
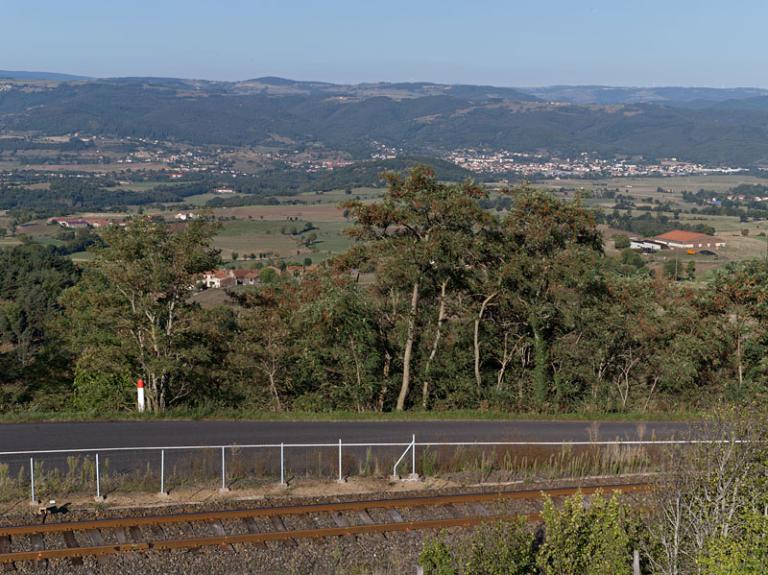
[0,483,649,567]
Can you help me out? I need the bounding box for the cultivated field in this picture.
[539,175,768,277]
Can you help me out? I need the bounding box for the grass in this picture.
[291,186,384,204]
[212,219,353,261]
[213,220,304,260]
[0,441,660,503]
[543,175,768,278]
[106,181,181,192]
[0,407,706,425]
[538,175,768,196]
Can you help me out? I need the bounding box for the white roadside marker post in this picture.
[137,379,145,413]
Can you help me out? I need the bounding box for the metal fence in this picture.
[0,435,721,501]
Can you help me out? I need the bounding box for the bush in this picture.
[420,537,457,575]
[614,234,631,249]
[537,492,636,575]
[663,258,683,280]
[465,520,536,575]
[71,349,133,411]
[699,512,768,574]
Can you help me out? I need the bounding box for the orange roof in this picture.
[654,230,724,243]
[206,269,233,279]
[232,269,260,279]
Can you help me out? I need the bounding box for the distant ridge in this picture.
[524,85,768,105]
[1,71,766,105]
[0,70,91,81]
[4,73,768,165]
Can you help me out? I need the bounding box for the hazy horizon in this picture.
[2,69,767,92]
[3,0,768,88]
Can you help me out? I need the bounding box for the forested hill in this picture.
[5,76,768,165]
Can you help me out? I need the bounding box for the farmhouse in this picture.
[47,217,122,229]
[85,218,118,228]
[232,269,260,286]
[653,230,726,250]
[47,217,91,229]
[629,238,665,252]
[200,270,236,289]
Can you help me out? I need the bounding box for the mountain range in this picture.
[3,73,768,166]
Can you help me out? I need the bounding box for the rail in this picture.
[0,482,650,564]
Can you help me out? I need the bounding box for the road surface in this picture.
[0,420,691,453]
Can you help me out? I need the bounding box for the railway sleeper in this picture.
[269,516,296,547]
[357,510,387,541]
[0,537,13,572]
[84,530,112,569]
[330,512,356,540]
[28,534,47,571]
[61,531,84,567]
[210,520,235,552]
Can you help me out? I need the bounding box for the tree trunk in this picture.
[396,280,420,411]
[736,311,743,389]
[422,280,448,409]
[474,293,496,388]
[496,333,512,391]
[377,350,392,412]
[146,372,165,413]
[644,376,659,413]
[350,338,364,412]
[531,315,549,407]
[268,370,283,411]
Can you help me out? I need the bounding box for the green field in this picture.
[289,186,384,204]
[212,219,353,262]
[6,176,768,273]
[538,175,768,196]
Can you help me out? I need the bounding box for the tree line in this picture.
[0,166,766,414]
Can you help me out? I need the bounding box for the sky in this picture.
[2,0,767,87]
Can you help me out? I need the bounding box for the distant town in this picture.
[0,133,751,184]
[444,149,748,179]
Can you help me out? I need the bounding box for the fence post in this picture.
[29,457,35,504]
[159,449,167,496]
[406,434,419,481]
[94,453,104,501]
[279,443,286,487]
[392,434,420,482]
[219,446,230,493]
[337,439,345,483]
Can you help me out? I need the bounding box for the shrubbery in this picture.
[420,493,638,575]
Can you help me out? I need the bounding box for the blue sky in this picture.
[2,0,766,87]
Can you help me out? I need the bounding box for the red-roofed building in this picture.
[84,218,116,228]
[232,269,260,286]
[653,230,726,250]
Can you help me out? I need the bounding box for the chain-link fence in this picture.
[0,437,725,502]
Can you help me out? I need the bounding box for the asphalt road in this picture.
[0,420,691,453]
